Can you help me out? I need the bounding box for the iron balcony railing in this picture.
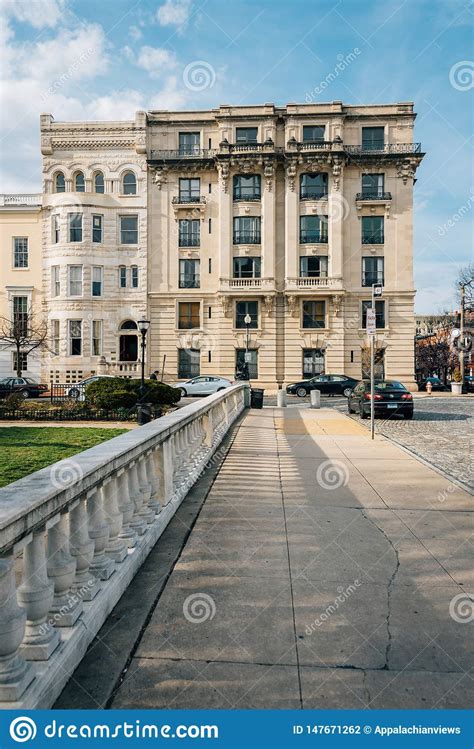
[300,190,328,201]
[300,231,328,244]
[362,234,384,245]
[178,234,200,247]
[346,143,422,155]
[298,140,333,150]
[356,192,392,200]
[150,149,216,159]
[362,272,384,287]
[233,191,261,201]
[179,275,201,288]
[233,231,261,244]
[172,195,206,204]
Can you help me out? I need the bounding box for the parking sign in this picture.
[366,308,376,335]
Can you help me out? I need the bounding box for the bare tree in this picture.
[456,263,474,309]
[0,307,50,377]
[415,313,457,382]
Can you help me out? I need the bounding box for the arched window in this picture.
[94,171,104,193]
[74,171,85,192]
[55,172,65,193]
[122,171,137,195]
[120,320,138,330]
[119,320,138,361]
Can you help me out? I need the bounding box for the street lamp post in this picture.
[244,313,252,381]
[137,319,150,424]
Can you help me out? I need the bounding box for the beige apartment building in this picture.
[38,102,424,388]
[0,194,43,378]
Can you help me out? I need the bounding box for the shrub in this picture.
[452,369,462,383]
[85,377,180,410]
[0,393,24,410]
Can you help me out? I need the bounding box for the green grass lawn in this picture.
[0,427,127,488]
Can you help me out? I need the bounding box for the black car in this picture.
[464,376,474,393]
[418,377,449,392]
[286,374,359,398]
[0,377,48,399]
[348,380,414,419]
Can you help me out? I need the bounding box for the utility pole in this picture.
[460,284,465,391]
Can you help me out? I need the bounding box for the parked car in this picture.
[0,377,48,399]
[464,375,474,393]
[174,376,233,397]
[418,377,449,392]
[286,374,359,398]
[67,375,116,401]
[348,380,414,420]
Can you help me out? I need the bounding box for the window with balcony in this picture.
[233,257,261,278]
[361,216,384,244]
[91,320,102,356]
[179,132,200,155]
[179,259,200,288]
[302,300,326,329]
[92,214,103,243]
[52,215,60,244]
[300,215,328,244]
[91,266,103,297]
[236,127,258,143]
[68,320,82,356]
[362,257,384,287]
[235,300,258,328]
[300,256,328,278]
[55,172,65,193]
[362,127,384,150]
[94,171,104,193]
[68,213,83,242]
[362,300,385,328]
[178,348,200,378]
[236,349,258,379]
[68,265,83,296]
[233,174,261,201]
[51,265,60,297]
[362,173,385,197]
[13,237,28,268]
[179,178,200,202]
[120,215,138,244]
[233,216,261,244]
[178,302,200,329]
[303,125,325,142]
[122,172,137,195]
[300,173,328,200]
[179,219,200,247]
[303,348,325,378]
[74,172,85,192]
[12,296,28,336]
[51,320,60,355]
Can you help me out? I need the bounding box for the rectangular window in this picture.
[131,265,139,288]
[236,349,258,379]
[362,257,384,287]
[178,348,200,378]
[300,256,328,277]
[179,132,200,155]
[362,300,385,329]
[362,173,385,197]
[233,216,261,244]
[12,296,28,336]
[13,351,28,372]
[302,300,326,329]
[361,216,384,244]
[235,300,258,329]
[233,174,261,201]
[92,320,102,356]
[179,178,200,202]
[92,214,103,243]
[120,215,138,244]
[179,218,200,247]
[300,173,328,199]
[119,266,127,288]
[68,265,83,297]
[68,320,82,356]
[362,126,385,150]
[208,218,212,233]
[303,125,325,142]
[68,213,83,242]
[51,319,60,355]
[13,237,28,268]
[236,127,258,143]
[51,265,60,297]
[233,257,261,278]
[300,215,328,243]
[91,266,103,297]
[52,215,60,244]
[179,259,200,288]
[178,302,200,329]
[302,348,325,379]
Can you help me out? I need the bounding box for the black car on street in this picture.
[286,374,359,398]
[417,377,449,392]
[348,380,414,419]
[0,377,48,399]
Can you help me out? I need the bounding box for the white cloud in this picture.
[1,0,67,28]
[157,0,192,28]
[129,24,142,41]
[136,46,177,78]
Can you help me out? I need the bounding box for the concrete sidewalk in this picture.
[109,407,473,709]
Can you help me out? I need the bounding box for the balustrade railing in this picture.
[0,194,42,207]
[0,384,248,709]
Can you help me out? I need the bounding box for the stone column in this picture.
[47,513,83,627]
[0,555,35,701]
[102,477,128,563]
[116,468,138,548]
[69,498,100,601]
[87,488,115,580]
[136,458,155,524]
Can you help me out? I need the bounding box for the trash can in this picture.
[137,403,153,425]
[250,388,265,409]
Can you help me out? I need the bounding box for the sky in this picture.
[0,0,472,313]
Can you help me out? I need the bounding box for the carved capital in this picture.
[286,160,297,192]
[286,294,298,316]
[217,162,230,192]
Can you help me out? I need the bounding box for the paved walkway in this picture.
[103,407,472,709]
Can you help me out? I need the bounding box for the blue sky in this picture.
[1,0,472,312]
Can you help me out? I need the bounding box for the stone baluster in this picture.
[69,497,100,601]
[47,513,83,627]
[156,441,173,507]
[117,467,137,548]
[203,410,214,448]
[87,488,115,580]
[17,530,60,660]
[127,461,147,536]
[0,555,35,701]
[102,476,128,563]
[146,449,161,514]
[137,457,155,524]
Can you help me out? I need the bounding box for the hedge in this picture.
[85,378,181,410]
